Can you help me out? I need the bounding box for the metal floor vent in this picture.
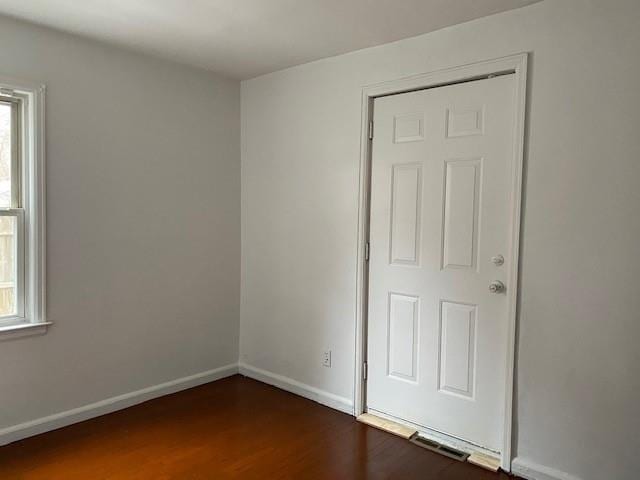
[409,434,470,462]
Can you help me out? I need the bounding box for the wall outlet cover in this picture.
[323,350,332,367]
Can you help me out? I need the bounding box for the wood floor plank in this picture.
[0,375,522,479]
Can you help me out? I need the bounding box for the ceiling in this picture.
[0,0,541,79]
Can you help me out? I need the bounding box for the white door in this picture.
[366,74,516,452]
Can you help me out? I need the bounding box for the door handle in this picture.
[489,280,505,294]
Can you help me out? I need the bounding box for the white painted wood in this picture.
[512,458,585,480]
[394,113,425,143]
[353,54,527,470]
[500,53,527,475]
[388,293,419,382]
[439,301,476,398]
[353,92,374,419]
[446,107,485,138]
[0,363,239,446]
[0,321,52,341]
[239,363,354,415]
[367,406,499,459]
[389,164,421,265]
[367,73,517,454]
[0,75,46,336]
[442,159,481,270]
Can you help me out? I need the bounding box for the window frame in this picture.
[0,76,47,340]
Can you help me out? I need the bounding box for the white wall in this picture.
[240,1,640,479]
[0,15,240,431]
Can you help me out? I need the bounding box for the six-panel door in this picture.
[366,75,516,452]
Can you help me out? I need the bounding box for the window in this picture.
[0,77,46,339]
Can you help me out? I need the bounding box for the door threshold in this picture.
[357,412,416,439]
[366,408,501,470]
[467,452,501,472]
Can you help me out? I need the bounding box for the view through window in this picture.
[0,101,16,317]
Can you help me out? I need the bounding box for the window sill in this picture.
[0,321,52,341]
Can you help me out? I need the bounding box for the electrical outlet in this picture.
[323,350,332,368]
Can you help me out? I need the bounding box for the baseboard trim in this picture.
[238,363,354,415]
[512,458,583,480]
[0,363,239,446]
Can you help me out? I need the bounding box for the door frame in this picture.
[353,53,528,471]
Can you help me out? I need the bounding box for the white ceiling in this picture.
[0,0,541,79]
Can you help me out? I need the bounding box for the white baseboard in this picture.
[512,457,583,480]
[0,364,585,480]
[0,363,239,446]
[238,363,354,415]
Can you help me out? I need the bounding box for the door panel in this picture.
[388,293,419,382]
[438,300,477,399]
[442,158,481,271]
[366,75,516,452]
[389,164,422,266]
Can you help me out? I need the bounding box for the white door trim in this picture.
[353,53,528,472]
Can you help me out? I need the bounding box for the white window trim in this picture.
[0,75,48,340]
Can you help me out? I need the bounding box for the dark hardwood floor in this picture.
[0,375,521,479]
